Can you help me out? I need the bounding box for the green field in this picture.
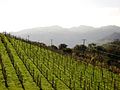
[0,33,120,90]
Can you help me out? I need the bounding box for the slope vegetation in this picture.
[0,33,120,90]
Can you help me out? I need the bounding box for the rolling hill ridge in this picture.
[12,25,120,47]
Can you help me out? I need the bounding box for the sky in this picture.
[0,0,120,32]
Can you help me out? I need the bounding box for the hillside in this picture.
[12,25,120,47]
[99,32,120,44]
[0,33,120,90]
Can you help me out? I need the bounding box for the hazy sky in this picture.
[0,0,120,32]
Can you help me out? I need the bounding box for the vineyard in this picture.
[0,33,120,90]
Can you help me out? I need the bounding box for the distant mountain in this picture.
[99,32,120,44]
[108,32,120,40]
[12,25,120,47]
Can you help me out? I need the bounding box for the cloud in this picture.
[0,0,120,32]
[92,0,120,8]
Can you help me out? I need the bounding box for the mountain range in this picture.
[11,25,120,47]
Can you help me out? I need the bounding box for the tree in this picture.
[100,40,120,69]
[63,48,72,54]
[59,44,67,50]
[88,43,96,51]
[49,45,58,50]
[96,46,106,52]
[74,45,80,51]
[88,43,97,56]
[95,46,106,62]
[79,45,87,53]
[73,44,87,58]
[74,44,87,53]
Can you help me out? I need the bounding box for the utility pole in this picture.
[82,39,87,45]
[82,39,87,54]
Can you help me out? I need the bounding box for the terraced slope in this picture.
[0,33,120,90]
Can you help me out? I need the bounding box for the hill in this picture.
[0,33,120,90]
[12,25,120,47]
[99,32,120,44]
